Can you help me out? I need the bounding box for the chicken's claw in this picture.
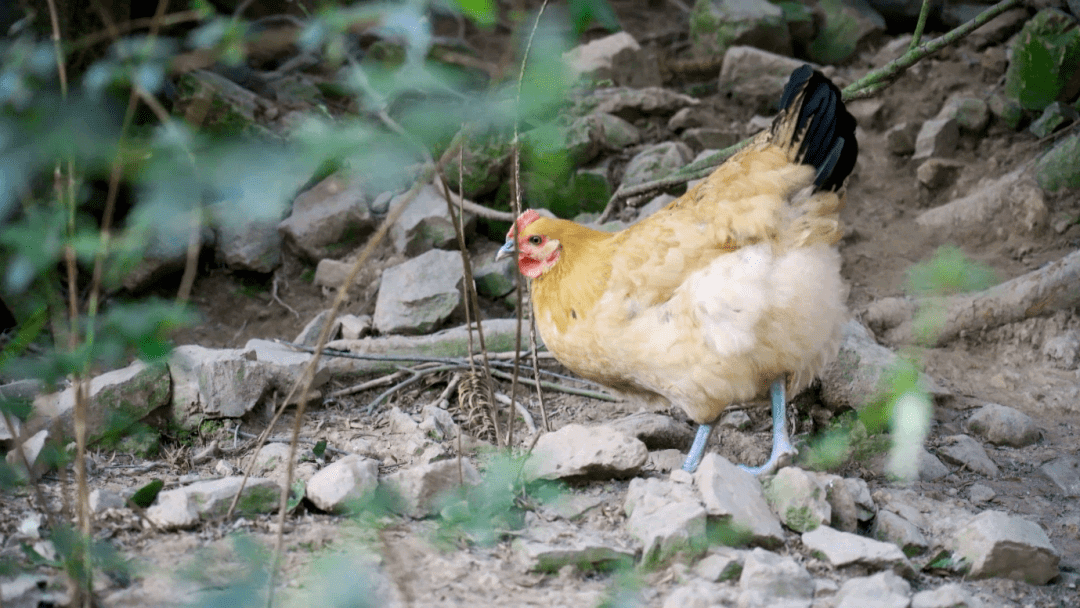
[739,378,797,476]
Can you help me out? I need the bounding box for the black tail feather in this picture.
[776,65,858,192]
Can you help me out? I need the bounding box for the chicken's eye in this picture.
[528,235,542,246]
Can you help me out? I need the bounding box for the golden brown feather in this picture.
[501,66,857,464]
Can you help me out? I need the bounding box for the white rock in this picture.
[965,403,1041,447]
[801,525,916,577]
[648,449,686,473]
[621,142,693,188]
[916,158,965,190]
[373,249,464,335]
[305,455,379,513]
[389,184,474,256]
[607,412,694,450]
[89,488,127,514]
[418,404,458,441]
[524,424,647,480]
[873,509,929,556]
[664,580,739,608]
[563,31,661,88]
[967,483,996,505]
[915,169,1047,246]
[717,46,809,112]
[147,477,278,529]
[834,571,911,608]
[4,429,49,478]
[737,548,813,608]
[873,488,976,547]
[279,172,375,261]
[624,476,706,562]
[819,319,943,411]
[820,475,876,532]
[313,259,352,289]
[584,87,699,117]
[952,510,1059,584]
[918,446,952,481]
[1040,455,1080,497]
[514,519,636,572]
[1042,330,1079,368]
[762,467,831,533]
[911,583,984,608]
[693,453,784,546]
[385,458,481,518]
[694,547,744,582]
[937,435,1000,478]
[170,345,274,420]
[912,118,958,159]
[252,442,293,473]
[337,314,372,340]
[31,360,169,442]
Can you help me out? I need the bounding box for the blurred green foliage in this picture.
[436,450,563,547]
[0,0,626,600]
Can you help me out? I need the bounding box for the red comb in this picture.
[507,209,541,239]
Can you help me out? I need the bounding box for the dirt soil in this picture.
[5,2,1080,607]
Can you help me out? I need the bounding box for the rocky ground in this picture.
[3,0,1080,607]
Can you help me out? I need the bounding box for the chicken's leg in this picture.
[739,378,796,476]
[680,423,714,473]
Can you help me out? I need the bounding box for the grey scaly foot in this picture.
[739,378,797,476]
[681,423,713,473]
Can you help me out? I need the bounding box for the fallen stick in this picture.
[863,249,1080,346]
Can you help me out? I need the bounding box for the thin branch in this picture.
[364,365,459,414]
[495,392,537,436]
[528,316,550,432]
[270,273,301,320]
[44,0,68,96]
[267,136,467,595]
[327,370,409,398]
[909,0,933,50]
[488,369,616,401]
[507,0,551,449]
[843,0,1022,98]
[70,11,203,51]
[1,412,58,530]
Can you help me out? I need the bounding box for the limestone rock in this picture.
[373,250,464,335]
[952,510,1059,584]
[524,424,648,480]
[305,455,379,513]
[965,403,1041,448]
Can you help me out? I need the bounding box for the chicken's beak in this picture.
[495,240,515,262]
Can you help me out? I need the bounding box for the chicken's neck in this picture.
[528,221,614,334]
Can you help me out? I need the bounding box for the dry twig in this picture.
[864,249,1080,347]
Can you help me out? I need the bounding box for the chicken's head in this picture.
[496,209,561,279]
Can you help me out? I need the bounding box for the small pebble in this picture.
[968,483,996,504]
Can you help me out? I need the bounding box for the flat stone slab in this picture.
[802,525,916,578]
[524,424,647,481]
[147,476,278,529]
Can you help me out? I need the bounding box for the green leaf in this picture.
[568,0,620,37]
[450,0,496,27]
[906,246,997,297]
[287,479,305,513]
[0,305,47,372]
[130,478,164,508]
[312,440,327,460]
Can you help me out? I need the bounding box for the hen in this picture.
[496,66,858,475]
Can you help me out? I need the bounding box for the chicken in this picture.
[496,66,858,475]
